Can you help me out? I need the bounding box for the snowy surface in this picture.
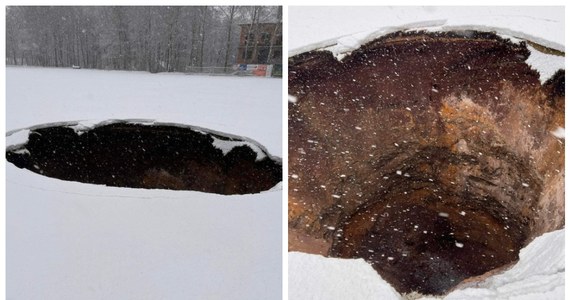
[288,252,401,300]
[289,229,564,300]
[6,67,282,299]
[6,66,282,157]
[289,6,564,55]
[525,45,565,83]
[6,128,30,148]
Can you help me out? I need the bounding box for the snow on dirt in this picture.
[6,67,282,299]
[289,6,564,300]
[211,136,268,161]
[289,7,564,85]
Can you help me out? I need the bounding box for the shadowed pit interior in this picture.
[288,30,564,295]
[6,122,282,195]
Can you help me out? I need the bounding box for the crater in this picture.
[6,121,282,195]
[288,30,564,295]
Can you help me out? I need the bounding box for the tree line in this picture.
[6,6,282,73]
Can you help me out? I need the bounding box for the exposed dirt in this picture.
[288,31,564,295]
[6,122,282,195]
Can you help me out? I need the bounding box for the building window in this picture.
[245,48,254,60]
[274,34,282,46]
[272,49,282,59]
[245,33,255,46]
[260,32,271,46]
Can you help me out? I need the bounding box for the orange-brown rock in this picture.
[288,30,564,295]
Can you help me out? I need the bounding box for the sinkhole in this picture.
[288,30,564,295]
[6,121,282,195]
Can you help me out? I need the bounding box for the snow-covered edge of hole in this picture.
[211,136,267,161]
[289,21,565,85]
[6,119,280,163]
[289,20,564,57]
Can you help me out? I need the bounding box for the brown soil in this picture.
[6,122,282,195]
[288,30,564,295]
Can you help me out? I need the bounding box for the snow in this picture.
[289,229,564,300]
[551,127,565,139]
[525,45,565,83]
[7,165,282,299]
[12,149,30,155]
[289,7,564,56]
[68,120,100,135]
[6,67,282,299]
[6,66,282,157]
[441,229,565,300]
[211,136,268,161]
[289,7,564,84]
[288,252,401,300]
[288,94,298,103]
[6,128,30,149]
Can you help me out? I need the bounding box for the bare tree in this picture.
[6,7,22,65]
[6,6,281,74]
[219,6,239,72]
[266,6,282,64]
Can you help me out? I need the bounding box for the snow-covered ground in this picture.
[6,67,282,299]
[6,67,282,157]
[288,6,565,300]
[289,6,564,55]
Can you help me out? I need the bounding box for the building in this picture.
[236,22,282,65]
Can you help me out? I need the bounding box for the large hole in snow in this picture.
[288,30,564,295]
[6,121,282,195]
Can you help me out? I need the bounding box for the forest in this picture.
[6,6,282,73]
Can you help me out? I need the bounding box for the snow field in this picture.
[6,67,282,299]
[6,67,282,157]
